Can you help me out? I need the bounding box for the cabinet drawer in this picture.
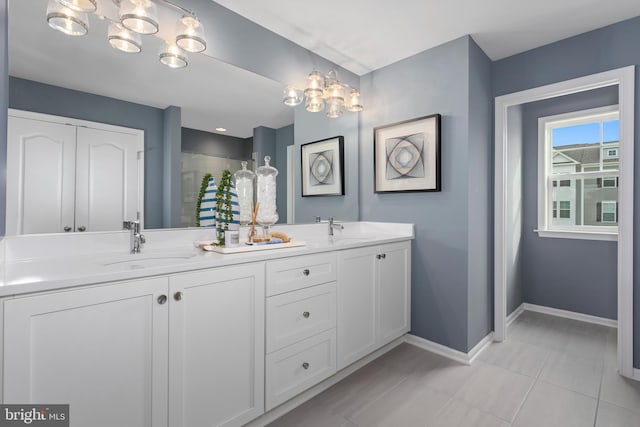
[265,329,336,411]
[266,282,336,353]
[266,253,336,296]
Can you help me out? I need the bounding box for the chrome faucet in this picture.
[123,220,146,253]
[328,217,344,236]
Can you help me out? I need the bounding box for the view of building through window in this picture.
[545,108,619,231]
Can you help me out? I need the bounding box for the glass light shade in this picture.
[120,0,158,35]
[159,41,188,68]
[46,0,89,36]
[58,0,97,13]
[326,82,345,106]
[326,101,344,118]
[346,90,364,112]
[175,16,207,53]
[282,86,303,106]
[305,96,324,113]
[304,70,324,98]
[108,22,142,53]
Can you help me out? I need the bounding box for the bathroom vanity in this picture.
[0,222,413,427]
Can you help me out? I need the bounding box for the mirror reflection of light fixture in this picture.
[119,0,159,35]
[284,70,363,118]
[175,15,206,53]
[108,22,142,53]
[159,41,188,68]
[46,0,90,36]
[58,0,97,13]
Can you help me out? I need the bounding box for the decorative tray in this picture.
[201,240,306,254]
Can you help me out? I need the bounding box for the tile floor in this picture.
[268,311,640,427]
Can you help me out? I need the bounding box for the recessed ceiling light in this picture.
[215,127,227,132]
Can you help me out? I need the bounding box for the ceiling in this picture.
[9,0,293,138]
[214,0,640,76]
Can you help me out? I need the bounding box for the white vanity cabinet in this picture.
[264,254,338,411]
[337,241,411,370]
[3,277,170,427]
[168,263,265,427]
[2,263,266,427]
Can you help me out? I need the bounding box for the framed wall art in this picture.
[374,114,441,193]
[301,136,345,196]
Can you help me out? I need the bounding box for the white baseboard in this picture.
[245,336,405,427]
[405,332,494,365]
[633,368,640,381]
[523,303,617,328]
[506,303,525,326]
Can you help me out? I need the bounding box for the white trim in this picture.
[634,369,640,381]
[286,145,295,224]
[506,303,525,327]
[244,337,405,427]
[534,229,618,241]
[523,303,617,328]
[494,66,635,378]
[405,332,494,365]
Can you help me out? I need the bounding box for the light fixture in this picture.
[46,0,89,36]
[175,15,206,53]
[159,41,188,68]
[119,0,159,35]
[282,86,303,106]
[108,22,142,53]
[44,0,209,70]
[284,69,363,118]
[58,0,97,13]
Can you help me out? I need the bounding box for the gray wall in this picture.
[506,106,524,315]
[360,36,492,353]
[294,104,359,223]
[493,15,640,367]
[275,124,294,223]
[521,87,618,319]
[182,127,252,160]
[0,0,6,237]
[253,126,277,165]
[163,106,181,228]
[8,77,166,229]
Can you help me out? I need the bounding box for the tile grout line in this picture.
[509,374,538,425]
[592,355,606,427]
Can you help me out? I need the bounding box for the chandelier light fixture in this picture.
[283,70,363,118]
[45,0,208,69]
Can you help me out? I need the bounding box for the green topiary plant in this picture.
[195,173,213,227]
[215,170,234,245]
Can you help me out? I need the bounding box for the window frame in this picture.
[536,105,619,241]
[600,200,617,223]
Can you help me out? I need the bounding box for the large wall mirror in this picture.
[6,0,295,235]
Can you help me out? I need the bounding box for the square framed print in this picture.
[301,136,345,197]
[374,114,441,193]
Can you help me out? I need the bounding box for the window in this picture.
[538,106,619,238]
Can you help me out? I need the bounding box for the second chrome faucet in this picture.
[123,220,146,253]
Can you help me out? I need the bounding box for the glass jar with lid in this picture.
[233,161,255,226]
[255,155,278,233]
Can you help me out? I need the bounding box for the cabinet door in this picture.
[169,263,265,427]
[3,277,169,427]
[337,246,378,370]
[75,127,142,232]
[377,241,411,345]
[6,116,77,234]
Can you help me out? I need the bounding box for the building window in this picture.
[538,105,619,237]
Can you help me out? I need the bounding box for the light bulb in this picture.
[108,22,142,53]
[175,15,207,53]
[120,0,158,35]
[304,70,324,99]
[159,41,188,69]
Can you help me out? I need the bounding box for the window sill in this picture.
[533,229,618,241]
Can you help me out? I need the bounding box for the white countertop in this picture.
[0,222,414,297]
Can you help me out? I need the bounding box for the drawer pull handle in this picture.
[303,269,310,276]
[303,311,310,318]
[302,362,310,370]
[157,295,167,305]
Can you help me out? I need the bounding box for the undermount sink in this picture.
[102,251,198,269]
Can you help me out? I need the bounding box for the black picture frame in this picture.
[301,136,345,197]
[373,114,441,193]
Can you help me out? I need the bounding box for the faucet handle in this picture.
[123,220,140,230]
[139,234,146,244]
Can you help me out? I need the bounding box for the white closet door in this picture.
[75,127,141,232]
[6,116,77,235]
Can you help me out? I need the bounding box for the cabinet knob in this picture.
[303,311,310,318]
[302,269,310,276]
[376,254,382,260]
[302,362,310,370]
[78,226,86,232]
[63,226,72,232]
[174,292,183,301]
[157,295,167,305]
[381,253,386,259]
